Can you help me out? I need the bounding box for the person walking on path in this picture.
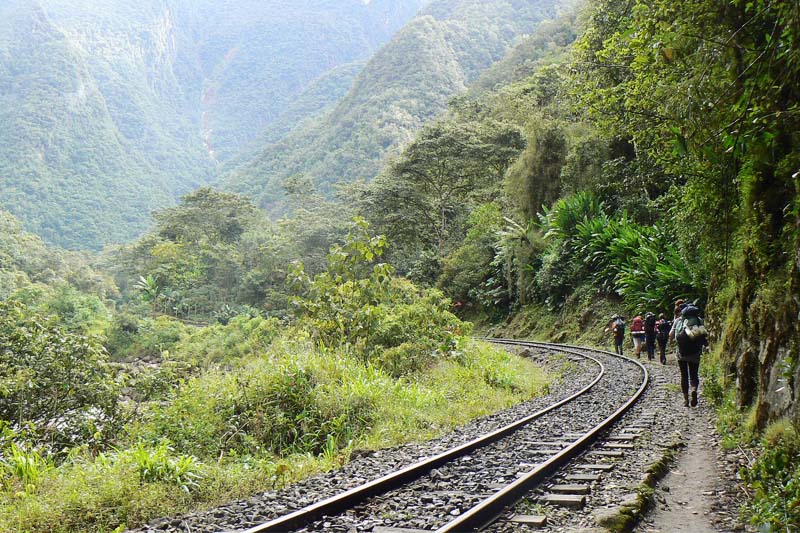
[630,314,645,358]
[655,312,671,364]
[670,303,708,407]
[671,299,686,360]
[606,314,625,355]
[644,312,657,361]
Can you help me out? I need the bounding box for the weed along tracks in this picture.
[134,341,657,533]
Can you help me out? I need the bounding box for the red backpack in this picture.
[631,316,644,333]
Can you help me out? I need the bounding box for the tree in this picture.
[0,301,119,452]
[366,120,524,263]
[153,188,261,245]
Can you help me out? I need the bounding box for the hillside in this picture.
[223,0,573,212]
[0,0,426,250]
[0,0,182,250]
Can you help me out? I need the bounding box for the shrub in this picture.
[742,420,800,531]
[104,313,188,361]
[173,315,281,369]
[128,443,202,493]
[0,443,52,493]
[0,301,120,452]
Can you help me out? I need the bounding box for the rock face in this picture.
[723,245,800,429]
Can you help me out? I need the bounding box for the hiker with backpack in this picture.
[655,313,672,364]
[606,314,625,355]
[669,303,708,407]
[643,312,657,361]
[630,314,645,358]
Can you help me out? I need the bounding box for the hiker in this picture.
[671,299,686,360]
[606,314,625,355]
[643,312,657,361]
[670,303,708,407]
[655,313,671,364]
[630,314,645,358]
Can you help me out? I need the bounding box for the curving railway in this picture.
[133,340,652,533]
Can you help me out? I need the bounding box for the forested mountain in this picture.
[223,0,574,211]
[0,0,184,250]
[1,0,799,531]
[0,0,426,250]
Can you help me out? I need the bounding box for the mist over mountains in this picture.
[0,0,565,249]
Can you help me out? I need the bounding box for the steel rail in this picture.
[241,342,607,533]
[435,339,649,532]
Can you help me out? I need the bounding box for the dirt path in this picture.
[636,402,751,533]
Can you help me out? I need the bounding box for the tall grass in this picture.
[0,338,551,533]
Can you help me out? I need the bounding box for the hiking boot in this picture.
[660,355,667,364]
[683,394,689,407]
[691,389,698,407]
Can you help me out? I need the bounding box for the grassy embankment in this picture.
[0,327,553,533]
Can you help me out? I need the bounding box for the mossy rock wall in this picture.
[713,243,800,429]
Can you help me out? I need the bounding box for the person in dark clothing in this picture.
[643,312,657,361]
[606,315,625,355]
[669,304,708,407]
[655,313,671,364]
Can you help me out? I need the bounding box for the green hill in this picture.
[223,0,571,211]
[0,0,181,250]
[0,0,425,249]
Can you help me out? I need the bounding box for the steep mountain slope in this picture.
[177,0,429,161]
[223,0,570,211]
[0,0,426,250]
[0,0,177,249]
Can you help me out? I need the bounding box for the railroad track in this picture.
[235,340,649,533]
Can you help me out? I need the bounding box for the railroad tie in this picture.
[577,463,614,471]
[603,442,635,449]
[524,441,571,447]
[372,526,431,533]
[589,450,625,457]
[509,514,547,526]
[540,493,586,508]
[565,472,601,482]
[607,434,638,441]
[549,483,591,495]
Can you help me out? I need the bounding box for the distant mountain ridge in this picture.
[223,0,570,211]
[0,0,426,249]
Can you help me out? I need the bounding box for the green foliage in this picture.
[438,202,506,307]
[172,315,281,369]
[0,301,120,452]
[0,442,52,494]
[288,218,395,350]
[225,0,559,212]
[103,314,188,362]
[129,443,202,494]
[742,421,800,532]
[365,119,524,276]
[289,218,470,374]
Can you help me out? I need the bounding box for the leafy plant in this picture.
[129,443,202,494]
[0,301,120,452]
[0,443,51,493]
[742,421,800,531]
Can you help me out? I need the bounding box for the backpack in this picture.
[644,313,656,334]
[656,319,672,341]
[612,318,625,339]
[675,306,707,355]
[630,316,644,336]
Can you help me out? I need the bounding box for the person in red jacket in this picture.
[630,315,645,358]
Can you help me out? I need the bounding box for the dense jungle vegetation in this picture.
[0,0,798,531]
